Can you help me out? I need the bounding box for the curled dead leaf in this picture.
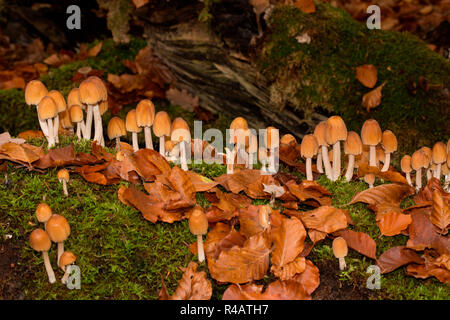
[362,82,385,112]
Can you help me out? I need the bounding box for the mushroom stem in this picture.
[54,115,60,143]
[197,234,205,263]
[180,141,188,171]
[332,142,341,181]
[36,106,50,137]
[268,150,276,174]
[84,105,93,139]
[43,251,56,284]
[225,147,236,174]
[369,145,376,167]
[62,180,68,197]
[159,136,165,157]
[338,257,347,271]
[46,118,55,148]
[316,152,323,173]
[381,153,391,172]
[76,123,82,140]
[92,104,103,145]
[427,168,432,181]
[57,242,64,266]
[248,152,254,169]
[406,172,412,186]
[345,155,355,182]
[321,145,333,180]
[61,266,71,284]
[144,126,153,149]
[415,169,422,191]
[435,164,442,179]
[306,157,313,181]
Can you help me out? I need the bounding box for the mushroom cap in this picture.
[69,105,84,123]
[400,155,412,173]
[36,203,52,223]
[332,237,348,259]
[25,80,48,106]
[165,139,176,152]
[29,228,51,252]
[442,161,449,175]
[107,117,126,140]
[86,76,107,101]
[381,130,397,153]
[79,79,103,105]
[67,88,82,108]
[57,169,69,182]
[60,110,73,129]
[361,119,382,146]
[280,134,297,146]
[99,100,108,115]
[265,126,279,149]
[300,134,318,158]
[59,251,76,269]
[419,147,432,166]
[47,90,67,113]
[344,131,363,155]
[125,109,142,133]
[247,132,258,153]
[188,207,208,235]
[230,117,248,131]
[229,117,248,145]
[411,149,429,170]
[37,96,58,120]
[136,99,155,127]
[325,116,347,145]
[314,121,328,146]
[46,214,70,243]
[364,173,376,185]
[432,141,446,164]
[153,111,171,137]
[170,117,191,142]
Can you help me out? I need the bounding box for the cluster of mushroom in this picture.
[30,203,75,284]
[401,140,450,191]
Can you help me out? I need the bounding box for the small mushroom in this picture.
[300,134,319,181]
[246,132,258,169]
[47,90,67,144]
[332,237,348,271]
[36,203,52,227]
[229,117,249,165]
[107,117,126,149]
[170,118,191,170]
[153,111,172,157]
[326,116,347,181]
[361,119,382,168]
[188,207,208,263]
[136,99,155,149]
[258,146,269,174]
[37,96,58,148]
[69,105,85,140]
[125,109,141,152]
[60,109,74,136]
[380,130,397,172]
[280,134,297,147]
[264,126,279,173]
[411,149,429,191]
[314,121,333,179]
[29,228,56,283]
[420,147,433,180]
[79,77,105,143]
[25,80,49,137]
[401,155,413,186]
[344,131,363,182]
[431,141,446,179]
[57,169,70,197]
[46,214,70,265]
[364,173,375,188]
[59,251,77,284]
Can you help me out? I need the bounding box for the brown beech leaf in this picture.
[356,64,377,88]
[362,82,385,112]
[377,246,424,274]
[207,231,271,284]
[167,166,196,202]
[131,148,171,181]
[406,263,450,284]
[414,177,446,205]
[333,229,377,260]
[295,0,316,14]
[430,189,450,234]
[357,162,408,184]
[285,180,332,207]
[213,229,246,260]
[292,259,320,295]
[299,206,348,234]
[238,205,267,238]
[0,142,42,164]
[17,130,44,141]
[307,229,327,243]
[87,42,102,57]
[349,183,416,209]
[166,87,199,112]
[433,254,450,271]
[222,279,311,300]
[407,211,450,254]
[271,256,306,280]
[204,223,232,258]
[205,206,238,223]
[161,262,212,300]
[377,212,412,236]
[185,171,218,192]
[271,216,306,268]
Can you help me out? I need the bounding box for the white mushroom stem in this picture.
[61,265,72,284]
[225,147,236,174]
[306,157,313,181]
[197,234,205,263]
[144,126,153,149]
[132,132,139,152]
[415,169,422,191]
[179,141,188,171]
[158,136,165,156]
[38,115,50,137]
[115,137,121,149]
[332,142,341,181]
[53,115,60,143]
[427,168,432,180]
[369,145,376,167]
[406,172,412,186]
[381,153,391,172]
[316,152,323,173]
[76,122,85,140]
[43,251,56,284]
[268,149,277,174]
[338,257,347,271]
[345,154,355,182]
[321,145,333,180]
[435,164,442,179]
[57,242,64,266]
[46,118,55,148]
[92,105,104,145]
[248,152,254,169]
[61,179,68,197]
[84,105,93,139]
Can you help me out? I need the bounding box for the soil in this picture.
[312,259,376,300]
[0,239,26,300]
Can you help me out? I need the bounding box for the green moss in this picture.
[259,3,449,156]
[0,89,39,134]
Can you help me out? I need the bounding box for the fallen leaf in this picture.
[356,64,377,88]
[87,42,103,57]
[377,246,424,274]
[362,82,385,112]
[357,162,408,184]
[166,87,199,112]
[349,183,416,209]
[299,206,348,234]
[430,189,449,234]
[295,0,316,14]
[285,180,332,207]
[333,229,377,260]
[377,212,412,236]
[0,142,42,164]
[407,211,450,254]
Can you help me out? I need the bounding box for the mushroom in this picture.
[88,76,108,146]
[246,132,258,169]
[332,237,348,271]
[188,207,208,263]
[411,149,429,191]
[420,146,433,180]
[57,169,70,197]
[45,214,70,265]
[170,117,191,171]
[47,90,67,144]
[67,88,86,136]
[30,228,56,283]
[258,146,269,174]
[36,203,52,227]
[401,155,413,186]
[98,100,109,146]
[326,116,347,181]
[153,111,172,157]
[380,130,397,172]
[314,121,333,179]
[376,145,386,168]
[280,134,297,147]
[79,77,105,143]
[361,119,382,168]
[431,141,446,179]
[264,126,279,173]
[69,105,85,140]
[107,117,126,149]
[364,173,375,188]
[59,251,77,284]
[37,96,58,148]
[225,146,237,174]
[300,134,318,181]
[165,140,178,162]
[344,131,363,182]
[25,80,49,138]
[136,99,155,149]
[125,109,141,152]
[60,109,74,136]
[443,156,449,191]
[229,117,249,165]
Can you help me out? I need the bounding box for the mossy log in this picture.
[138,1,449,155]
